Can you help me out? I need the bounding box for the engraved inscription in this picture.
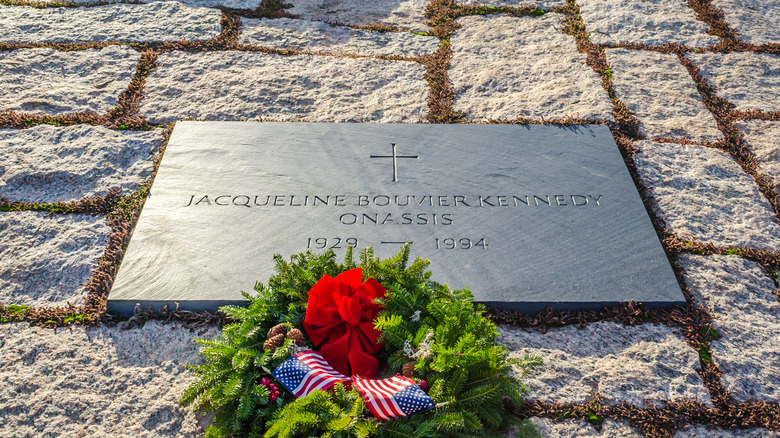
[184,194,604,208]
[183,193,605,231]
[338,212,453,225]
[306,237,359,249]
[435,238,488,250]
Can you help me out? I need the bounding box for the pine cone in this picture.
[402,362,416,378]
[267,323,287,339]
[285,329,305,346]
[263,333,286,352]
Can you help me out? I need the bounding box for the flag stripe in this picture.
[354,376,407,419]
[377,378,409,417]
[299,354,335,368]
[377,385,404,417]
[299,354,349,378]
[352,374,434,420]
[291,369,315,396]
[355,379,394,419]
[301,372,334,396]
[272,354,434,421]
[296,371,325,396]
[363,380,398,419]
[368,382,402,419]
[272,351,350,398]
[305,363,347,377]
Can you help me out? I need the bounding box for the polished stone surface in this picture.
[108,122,683,315]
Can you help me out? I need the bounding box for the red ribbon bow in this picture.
[303,268,385,378]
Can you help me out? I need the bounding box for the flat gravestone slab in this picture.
[108,122,683,316]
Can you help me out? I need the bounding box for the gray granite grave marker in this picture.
[108,122,684,316]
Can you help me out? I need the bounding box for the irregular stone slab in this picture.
[524,418,642,437]
[689,52,780,112]
[37,0,260,6]
[737,120,780,193]
[607,49,721,141]
[286,0,429,32]
[498,322,711,407]
[239,17,439,57]
[679,254,780,402]
[0,46,139,116]
[0,321,219,437]
[0,212,109,307]
[578,0,719,47]
[450,14,612,121]
[173,0,261,7]
[0,2,221,44]
[0,125,163,203]
[676,424,780,437]
[459,0,566,6]
[634,140,780,250]
[140,51,428,123]
[711,0,780,45]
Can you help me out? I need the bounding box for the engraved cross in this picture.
[370,143,419,182]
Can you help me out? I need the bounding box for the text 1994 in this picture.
[435,238,488,249]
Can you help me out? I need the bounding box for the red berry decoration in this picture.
[418,379,429,392]
[259,376,281,401]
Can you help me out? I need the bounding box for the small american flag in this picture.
[352,375,435,420]
[271,350,350,397]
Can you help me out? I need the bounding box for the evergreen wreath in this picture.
[181,245,542,437]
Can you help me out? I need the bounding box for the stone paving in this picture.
[606,49,721,141]
[1,0,779,437]
[633,140,780,249]
[577,0,719,47]
[1,46,140,115]
[0,2,222,43]
[141,51,429,123]
[450,14,612,121]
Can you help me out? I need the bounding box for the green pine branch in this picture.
[181,245,541,437]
